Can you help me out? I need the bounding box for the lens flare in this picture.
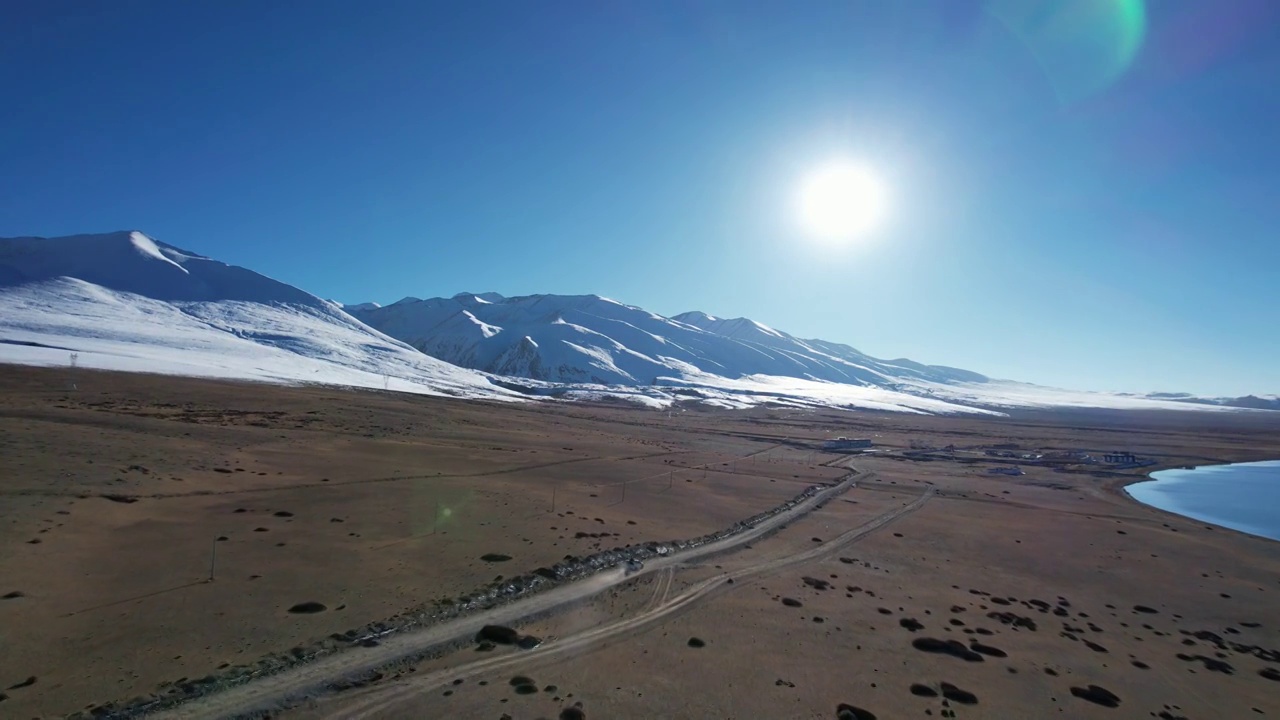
[987,0,1147,103]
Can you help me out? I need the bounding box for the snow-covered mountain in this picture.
[0,231,1262,415]
[348,293,985,388]
[348,293,1252,414]
[0,232,517,400]
[1145,392,1280,411]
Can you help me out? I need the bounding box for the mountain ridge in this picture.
[0,231,1268,414]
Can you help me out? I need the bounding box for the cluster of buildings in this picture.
[823,436,872,452]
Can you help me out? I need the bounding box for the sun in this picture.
[796,162,889,242]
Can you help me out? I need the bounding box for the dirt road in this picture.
[327,482,934,719]
[148,464,877,719]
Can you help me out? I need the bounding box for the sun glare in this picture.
[796,162,888,243]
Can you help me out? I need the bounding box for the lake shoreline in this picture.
[1118,458,1280,543]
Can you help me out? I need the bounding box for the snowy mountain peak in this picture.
[672,310,719,325]
[0,231,515,401]
[352,291,994,392]
[452,291,505,304]
[0,231,321,305]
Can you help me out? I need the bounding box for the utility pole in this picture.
[621,479,627,503]
[551,486,556,513]
[208,536,217,582]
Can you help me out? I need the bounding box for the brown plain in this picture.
[1,365,1278,719]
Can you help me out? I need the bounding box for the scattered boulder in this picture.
[1177,653,1234,674]
[477,625,520,645]
[1258,667,1280,682]
[940,682,978,705]
[481,553,513,562]
[802,576,832,591]
[101,494,138,504]
[987,611,1037,631]
[1133,605,1158,614]
[968,641,1007,658]
[911,638,984,662]
[781,597,804,608]
[688,637,706,648]
[287,602,326,614]
[909,683,938,697]
[1,591,23,600]
[273,510,294,517]
[560,703,587,720]
[1070,685,1121,708]
[7,676,36,690]
[836,703,877,720]
[899,618,924,632]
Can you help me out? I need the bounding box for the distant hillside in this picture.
[0,232,516,400]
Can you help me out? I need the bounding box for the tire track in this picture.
[331,483,933,719]
[142,464,862,720]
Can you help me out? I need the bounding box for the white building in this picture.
[824,437,872,452]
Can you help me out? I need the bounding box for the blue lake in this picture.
[1126,460,1280,542]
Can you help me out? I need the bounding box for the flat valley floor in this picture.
[2,366,1279,719]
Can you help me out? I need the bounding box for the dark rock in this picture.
[287,601,326,614]
[1258,667,1280,682]
[968,641,1007,658]
[688,637,706,648]
[836,703,877,720]
[940,682,978,705]
[101,494,138,504]
[1133,605,1158,614]
[802,576,832,591]
[560,704,587,720]
[781,597,803,608]
[7,676,36,689]
[2,591,23,600]
[899,618,924,632]
[273,510,294,517]
[909,683,938,697]
[911,638,984,662]
[1176,654,1233,674]
[482,553,513,562]
[987,611,1037,631]
[478,625,520,645]
[1070,684,1121,708]
[517,635,543,650]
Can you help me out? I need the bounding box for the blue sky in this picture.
[2,0,1276,396]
